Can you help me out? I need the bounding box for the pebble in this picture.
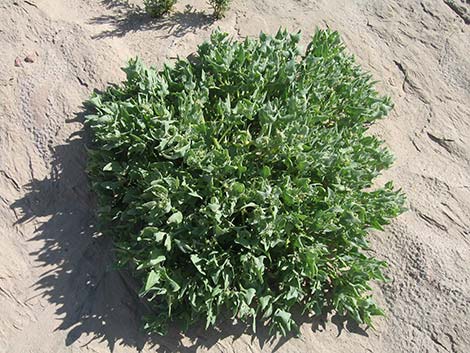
[24,53,36,63]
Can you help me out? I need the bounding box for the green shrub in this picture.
[209,0,231,19]
[85,29,405,336]
[144,0,176,17]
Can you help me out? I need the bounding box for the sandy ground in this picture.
[0,0,469,352]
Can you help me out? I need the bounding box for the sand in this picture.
[0,0,469,352]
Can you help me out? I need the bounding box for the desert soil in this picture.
[1,0,469,352]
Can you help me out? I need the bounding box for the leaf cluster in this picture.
[143,0,231,19]
[209,0,231,19]
[85,29,405,336]
[144,0,177,17]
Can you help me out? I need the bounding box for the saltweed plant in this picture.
[144,0,176,17]
[86,29,405,336]
[209,0,231,18]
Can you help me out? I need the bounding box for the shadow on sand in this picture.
[90,1,213,39]
[10,107,368,351]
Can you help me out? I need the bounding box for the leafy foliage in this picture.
[85,29,405,336]
[144,0,176,17]
[209,0,231,18]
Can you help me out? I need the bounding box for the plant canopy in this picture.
[85,29,405,336]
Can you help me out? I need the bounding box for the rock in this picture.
[24,53,36,63]
[14,57,22,67]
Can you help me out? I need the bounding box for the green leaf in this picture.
[259,295,271,311]
[168,211,183,224]
[190,254,206,275]
[231,182,245,195]
[274,309,293,332]
[244,288,256,305]
[145,270,160,291]
[141,227,166,242]
[261,166,271,177]
[149,248,166,266]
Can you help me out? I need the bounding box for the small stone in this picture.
[14,57,22,67]
[24,54,36,63]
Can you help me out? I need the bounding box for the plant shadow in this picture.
[91,1,213,39]
[10,112,152,351]
[10,108,368,352]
